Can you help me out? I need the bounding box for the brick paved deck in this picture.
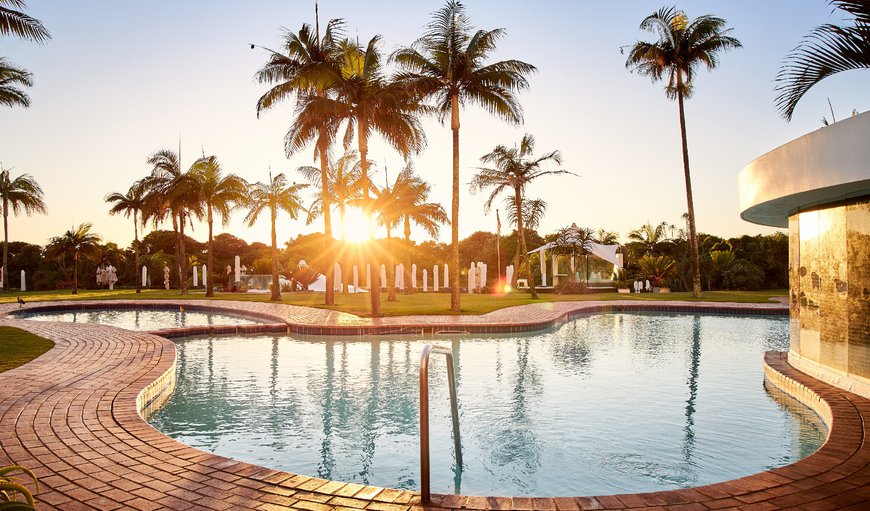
[1,299,868,510]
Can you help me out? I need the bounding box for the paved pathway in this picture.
[0,299,867,510]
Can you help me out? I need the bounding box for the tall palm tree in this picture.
[0,58,32,108]
[0,168,45,290]
[393,164,447,294]
[776,0,870,120]
[629,221,670,255]
[471,134,573,298]
[504,196,547,281]
[47,223,100,295]
[105,180,147,293]
[594,228,619,245]
[244,173,307,301]
[298,150,369,241]
[393,0,536,311]
[625,6,741,298]
[190,155,248,297]
[143,149,202,294]
[0,0,50,42]
[254,16,344,307]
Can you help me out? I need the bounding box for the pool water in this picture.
[18,308,266,331]
[148,313,826,496]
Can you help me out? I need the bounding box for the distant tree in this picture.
[0,168,46,290]
[393,0,536,311]
[105,180,147,292]
[594,228,619,245]
[776,1,870,120]
[46,223,101,294]
[628,221,670,255]
[552,224,594,283]
[626,6,741,297]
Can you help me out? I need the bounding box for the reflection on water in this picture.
[20,309,263,330]
[149,313,827,496]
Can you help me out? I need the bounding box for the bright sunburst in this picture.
[342,207,371,243]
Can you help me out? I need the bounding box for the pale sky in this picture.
[1,1,867,248]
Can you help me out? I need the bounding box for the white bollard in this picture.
[433,265,439,292]
[396,264,403,290]
[334,263,342,292]
[412,264,417,289]
[142,266,147,288]
[193,266,199,287]
[380,264,386,289]
[353,265,359,293]
[443,263,449,288]
[423,269,428,292]
[20,270,25,291]
[202,264,207,287]
[234,255,241,283]
[467,263,475,294]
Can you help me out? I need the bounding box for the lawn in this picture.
[0,326,55,373]
[0,288,787,317]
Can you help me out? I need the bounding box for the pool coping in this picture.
[1,299,868,510]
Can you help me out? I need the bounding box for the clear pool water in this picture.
[148,313,826,496]
[18,308,265,331]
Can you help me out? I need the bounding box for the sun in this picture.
[342,207,372,243]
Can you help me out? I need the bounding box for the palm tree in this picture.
[143,149,202,294]
[190,155,248,297]
[0,58,32,108]
[254,16,344,307]
[298,150,369,242]
[244,173,307,301]
[1,0,50,42]
[47,223,100,295]
[504,196,547,280]
[392,164,447,294]
[594,228,619,245]
[105,180,147,293]
[471,134,574,298]
[629,221,670,255]
[625,7,740,298]
[393,0,536,311]
[775,1,870,120]
[0,168,45,290]
[552,224,594,283]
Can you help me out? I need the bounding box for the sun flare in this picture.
[342,207,372,243]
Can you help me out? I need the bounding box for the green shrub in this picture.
[722,260,766,291]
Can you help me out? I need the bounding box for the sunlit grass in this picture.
[0,326,55,373]
[0,288,787,317]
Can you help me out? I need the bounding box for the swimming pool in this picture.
[148,312,826,496]
[17,307,268,331]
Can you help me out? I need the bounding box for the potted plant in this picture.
[637,255,676,293]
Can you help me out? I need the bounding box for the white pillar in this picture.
[443,263,449,288]
[395,265,402,290]
[423,269,428,292]
[193,266,199,287]
[20,270,25,291]
[467,262,475,294]
[234,255,241,283]
[412,264,417,289]
[478,261,487,291]
[334,264,342,292]
[506,265,513,289]
[353,265,359,293]
[366,263,371,290]
[380,264,387,289]
[433,265,439,292]
[142,266,147,288]
[540,249,547,287]
[202,264,207,287]
[552,253,558,287]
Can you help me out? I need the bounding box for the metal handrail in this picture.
[419,344,462,504]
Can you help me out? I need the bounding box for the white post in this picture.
[202,264,207,287]
[193,266,199,287]
[334,264,342,292]
[20,270,26,291]
[552,253,558,287]
[478,261,487,291]
[395,265,402,290]
[412,264,417,289]
[443,263,448,288]
[423,269,428,292]
[433,265,439,292]
[506,265,513,289]
[467,262,475,294]
[540,249,547,287]
[366,263,371,290]
[353,265,359,293]
[142,266,147,288]
[380,264,386,289]
[234,255,241,283]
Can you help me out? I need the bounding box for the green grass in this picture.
[0,326,55,373]
[0,287,787,317]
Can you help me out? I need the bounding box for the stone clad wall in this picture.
[788,198,870,397]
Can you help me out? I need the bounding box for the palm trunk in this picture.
[386,229,397,301]
[512,232,520,288]
[206,205,214,297]
[319,140,335,305]
[270,209,281,301]
[516,189,537,299]
[449,92,461,311]
[72,252,79,295]
[404,215,412,295]
[178,212,188,295]
[171,213,180,291]
[359,118,381,316]
[339,204,347,294]
[2,197,8,291]
[134,211,140,293]
[676,79,702,298]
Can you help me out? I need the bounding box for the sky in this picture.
[1,0,868,249]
